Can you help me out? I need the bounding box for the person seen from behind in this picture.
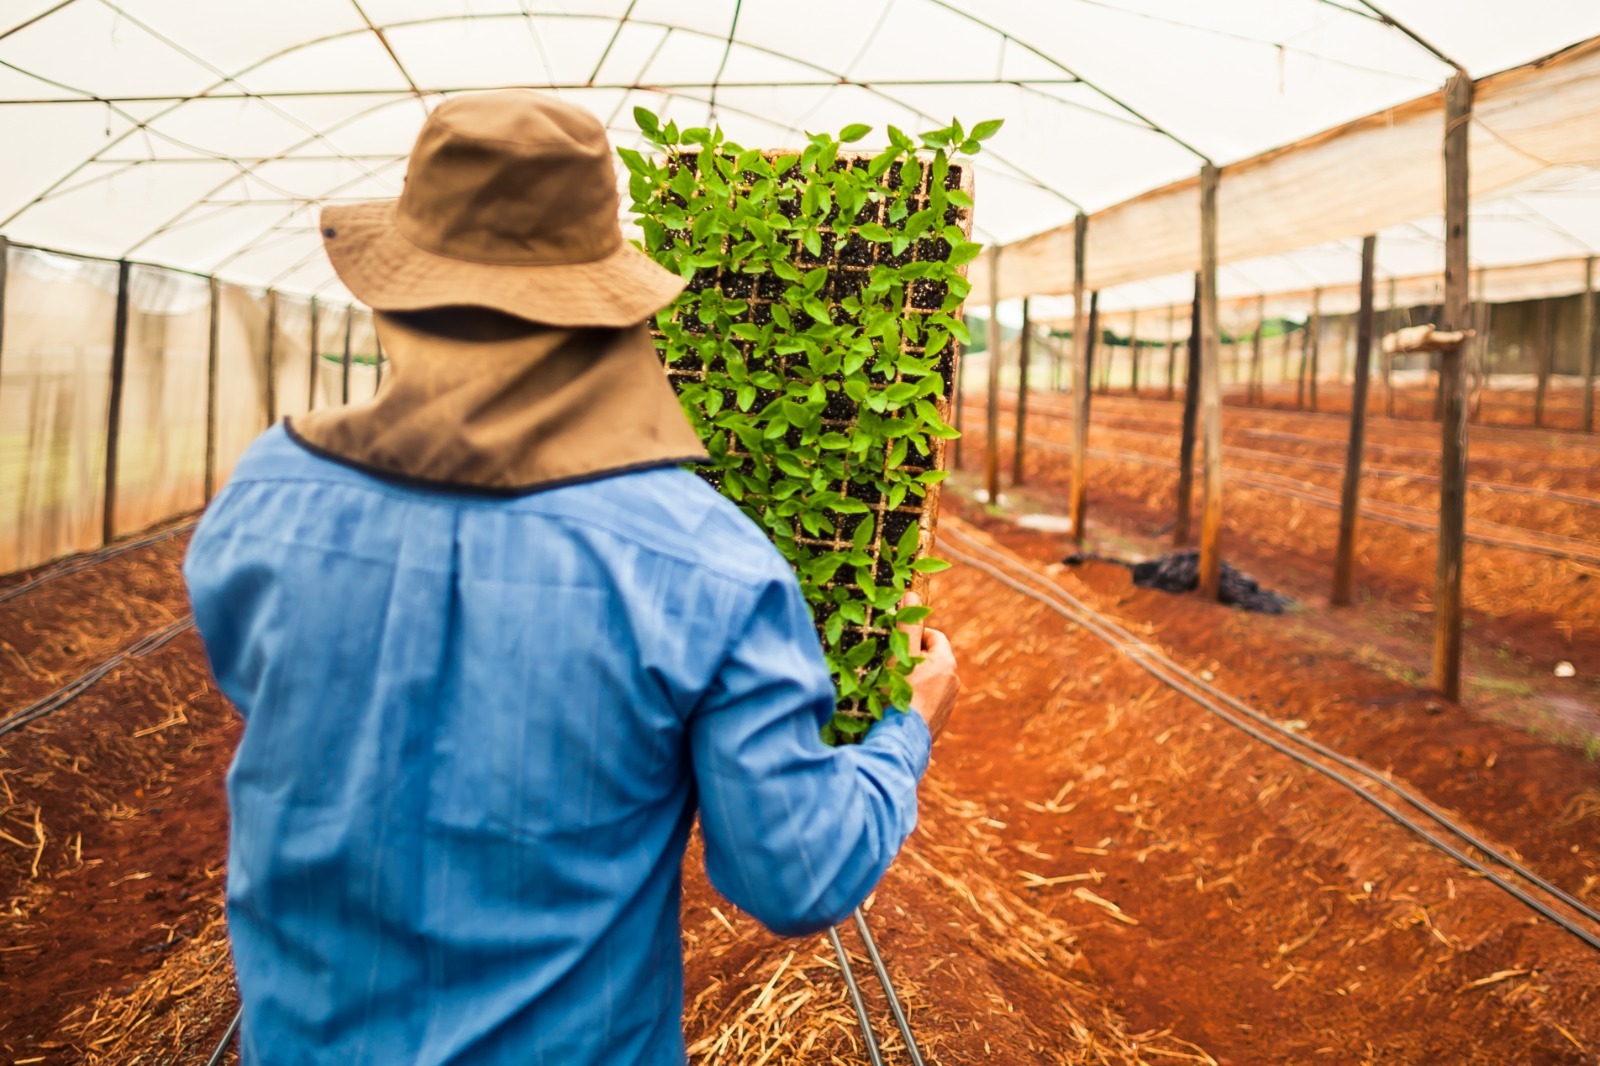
[184,89,961,1065]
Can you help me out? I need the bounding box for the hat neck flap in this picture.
[288,307,707,495]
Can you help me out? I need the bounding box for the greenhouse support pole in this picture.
[204,277,220,503]
[1433,72,1473,704]
[0,237,9,388]
[1249,295,1264,405]
[984,249,1003,505]
[1012,296,1031,486]
[1129,307,1140,396]
[102,260,132,545]
[342,309,353,404]
[264,289,279,426]
[308,297,320,412]
[1174,274,1201,547]
[1534,298,1553,429]
[1333,236,1378,606]
[1069,213,1090,546]
[1308,287,1322,411]
[1086,293,1100,395]
[1166,304,1177,401]
[1384,278,1398,418]
[1584,255,1595,432]
[1197,164,1224,599]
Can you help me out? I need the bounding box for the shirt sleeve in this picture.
[688,570,932,938]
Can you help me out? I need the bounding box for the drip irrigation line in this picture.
[0,519,198,605]
[0,617,195,739]
[204,1007,242,1066]
[829,924,886,1066]
[853,909,927,1066]
[937,525,1600,953]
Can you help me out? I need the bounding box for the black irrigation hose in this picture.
[0,617,195,739]
[0,519,198,606]
[829,924,886,1066]
[937,526,1600,955]
[203,1006,242,1066]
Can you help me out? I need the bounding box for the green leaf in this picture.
[839,122,872,143]
[911,557,952,574]
[970,118,1005,141]
[633,106,660,135]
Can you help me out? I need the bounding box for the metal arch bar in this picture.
[0,77,1091,103]
[350,0,427,107]
[587,0,639,85]
[827,925,885,1066]
[1353,1,1469,75]
[918,0,1212,164]
[852,908,927,1066]
[0,0,77,43]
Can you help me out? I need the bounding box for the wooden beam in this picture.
[1432,72,1473,703]
[1584,255,1596,433]
[1129,307,1140,396]
[1012,296,1031,485]
[102,260,132,545]
[985,249,1003,504]
[1297,314,1310,409]
[204,277,220,503]
[1069,213,1090,545]
[1250,294,1265,405]
[1197,163,1224,599]
[1087,291,1101,396]
[1333,235,1378,606]
[1534,297,1554,428]
[1174,274,1201,547]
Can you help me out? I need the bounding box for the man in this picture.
[185,90,960,1065]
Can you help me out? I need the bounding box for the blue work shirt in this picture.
[183,425,931,1066]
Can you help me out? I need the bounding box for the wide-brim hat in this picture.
[320,90,684,329]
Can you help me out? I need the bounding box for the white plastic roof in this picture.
[0,1,1596,301]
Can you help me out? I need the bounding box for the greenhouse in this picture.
[2,3,1599,1063]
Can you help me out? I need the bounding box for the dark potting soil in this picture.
[1065,549,1293,615]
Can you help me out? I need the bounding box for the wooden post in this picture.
[1433,72,1473,704]
[1308,288,1322,411]
[1197,164,1224,598]
[1250,294,1265,405]
[1333,236,1378,606]
[952,315,966,468]
[0,237,9,391]
[1584,255,1596,432]
[1534,298,1554,428]
[1087,292,1101,396]
[985,250,1003,504]
[264,289,279,426]
[1174,274,1201,547]
[308,296,321,412]
[1129,307,1140,396]
[1069,214,1090,545]
[1296,315,1310,409]
[342,308,353,404]
[1384,278,1398,418]
[1012,297,1031,485]
[1166,304,1177,401]
[204,277,220,502]
[102,260,132,544]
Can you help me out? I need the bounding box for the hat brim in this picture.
[320,201,686,328]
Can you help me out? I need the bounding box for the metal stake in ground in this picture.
[1334,235,1378,606]
[1174,273,1200,547]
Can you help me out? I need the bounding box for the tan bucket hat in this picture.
[320,90,684,328]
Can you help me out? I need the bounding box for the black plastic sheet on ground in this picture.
[1065,549,1293,614]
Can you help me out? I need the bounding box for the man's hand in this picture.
[898,593,960,741]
